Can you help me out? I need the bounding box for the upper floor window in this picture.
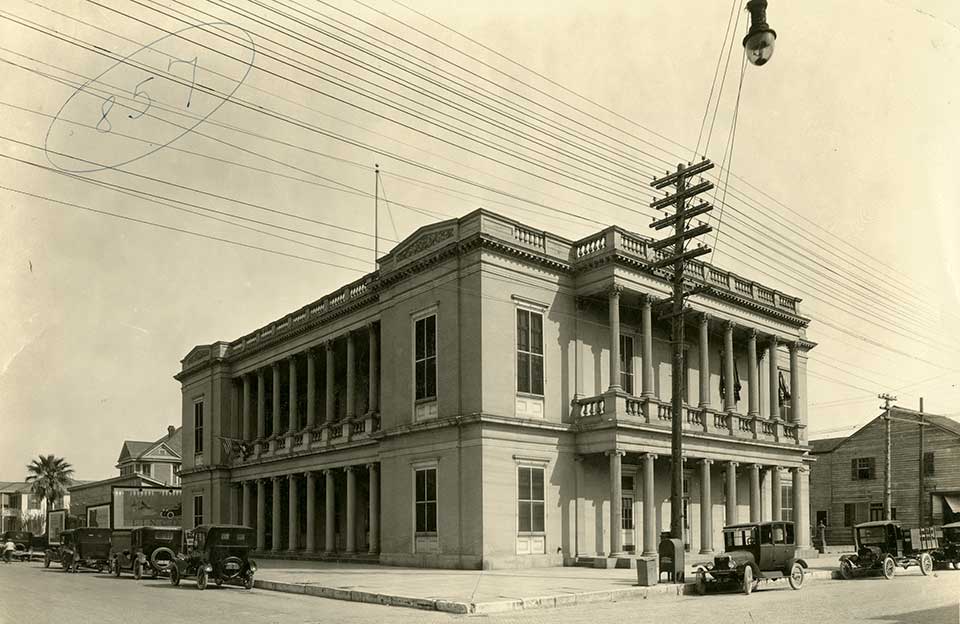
[778,369,792,420]
[923,451,935,476]
[193,400,204,454]
[851,457,875,481]
[516,310,544,395]
[414,315,437,401]
[620,335,634,394]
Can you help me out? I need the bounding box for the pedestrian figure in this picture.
[817,521,828,554]
[3,538,15,563]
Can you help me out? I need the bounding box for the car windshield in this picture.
[724,527,758,548]
[151,531,176,541]
[209,530,253,546]
[857,526,888,546]
[943,527,960,542]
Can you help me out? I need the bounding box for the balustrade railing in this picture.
[575,235,606,258]
[713,413,730,429]
[293,433,304,448]
[330,424,343,439]
[657,403,672,421]
[276,437,286,449]
[351,420,366,435]
[310,429,323,443]
[514,226,546,250]
[577,396,605,417]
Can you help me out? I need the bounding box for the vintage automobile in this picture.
[694,521,808,595]
[169,525,256,590]
[111,527,184,579]
[839,520,936,579]
[932,521,960,569]
[53,527,113,572]
[1,531,34,561]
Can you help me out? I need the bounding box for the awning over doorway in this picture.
[943,494,960,512]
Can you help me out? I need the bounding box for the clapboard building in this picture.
[810,407,960,544]
[176,209,815,569]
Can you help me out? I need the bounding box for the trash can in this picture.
[636,557,658,586]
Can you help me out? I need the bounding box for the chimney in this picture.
[168,425,176,438]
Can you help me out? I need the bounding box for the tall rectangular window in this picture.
[414,468,437,533]
[923,451,935,476]
[781,483,794,521]
[193,495,203,528]
[193,400,204,454]
[517,310,544,395]
[414,315,437,401]
[620,335,634,394]
[517,466,545,533]
[844,503,856,527]
[851,457,874,480]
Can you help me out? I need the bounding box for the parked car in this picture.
[839,520,935,579]
[111,527,183,579]
[694,521,808,595]
[1,531,34,561]
[931,521,960,570]
[169,525,256,590]
[55,528,112,573]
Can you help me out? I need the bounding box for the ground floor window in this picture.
[193,494,203,528]
[414,465,438,554]
[517,465,545,555]
[781,482,794,521]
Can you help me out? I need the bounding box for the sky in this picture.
[1,0,958,480]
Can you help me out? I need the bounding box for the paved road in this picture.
[1,562,957,624]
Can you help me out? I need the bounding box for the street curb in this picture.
[254,569,833,613]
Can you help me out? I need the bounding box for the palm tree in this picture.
[25,454,74,511]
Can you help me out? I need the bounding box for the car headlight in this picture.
[727,559,737,569]
[248,561,257,572]
[204,564,213,572]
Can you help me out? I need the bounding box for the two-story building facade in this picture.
[176,209,815,569]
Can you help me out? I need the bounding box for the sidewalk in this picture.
[253,555,837,614]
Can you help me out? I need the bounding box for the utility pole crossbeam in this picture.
[878,393,897,521]
[649,160,715,542]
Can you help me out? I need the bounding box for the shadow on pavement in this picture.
[868,604,960,624]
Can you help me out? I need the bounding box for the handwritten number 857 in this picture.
[96,56,197,132]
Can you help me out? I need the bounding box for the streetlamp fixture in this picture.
[743,0,777,66]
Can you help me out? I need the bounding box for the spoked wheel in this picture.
[788,563,805,590]
[169,566,180,587]
[695,570,707,595]
[742,566,754,595]
[919,553,933,576]
[882,556,896,580]
[840,560,855,580]
[243,572,254,590]
[133,560,142,580]
[197,568,208,591]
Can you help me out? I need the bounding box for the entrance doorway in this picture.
[621,494,635,552]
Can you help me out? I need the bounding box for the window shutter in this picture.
[851,458,858,480]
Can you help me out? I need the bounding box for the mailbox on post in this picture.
[659,537,685,583]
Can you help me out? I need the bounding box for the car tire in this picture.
[840,559,854,580]
[243,572,254,590]
[919,553,933,576]
[44,554,50,569]
[169,566,180,587]
[197,568,208,591]
[742,566,754,595]
[788,563,805,590]
[113,558,121,577]
[695,570,706,596]
[215,577,223,587]
[151,566,159,579]
[882,556,896,580]
[133,560,142,580]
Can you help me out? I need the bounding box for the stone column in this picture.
[324,469,335,553]
[345,466,357,553]
[608,286,622,392]
[723,321,736,412]
[699,459,713,554]
[747,330,759,417]
[725,462,738,525]
[789,342,800,423]
[768,337,779,419]
[241,374,251,440]
[771,467,782,521]
[232,483,242,525]
[793,467,810,547]
[288,356,298,433]
[642,453,657,556]
[272,362,281,436]
[306,349,317,429]
[325,341,335,423]
[641,296,654,398]
[574,298,585,399]
[346,332,356,419]
[749,464,761,522]
[699,314,710,408]
[288,474,299,551]
[368,464,380,554]
[257,369,266,439]
[256,479,266,551]
[271,476,282,552]
[305,472,316,552]
[368,324,379,414]
[241,481,252,528]
[607,449,624,556]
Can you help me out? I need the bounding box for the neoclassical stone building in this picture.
[176,209,815,569]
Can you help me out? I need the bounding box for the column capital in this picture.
[271,475,282,482]
[321,468,333,476]
[699,312,710,325]
[344,465,355,473]
[325,340,335,352]
[747,327,758,339]
[366,462,379,471]
[271,360,280,371]
[288,473,298,481]
[767,335,779,348]
[286,354,297,362]
[727,460,739,468]
[699,458,714,466]
[787,340,800,353]
[575,296,590,310]
[723,319,736,332]
[791,465,809,474]
[643,452,658,461]
[605,449,626,457]
[607,284,624,297]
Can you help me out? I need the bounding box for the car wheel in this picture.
[788,563,805,590]
[742,566,754,595]
[919,553,933,576]
[197,568,208,591]
[882,556,896,580]
[133,560,142,580]
[695,570,706,596]
[44,554,50,569]
[215,577,223,587]
[243,572,254,590]
[840,559,854,580]
[113,558,121,577]
[169,566,180,587]
[151,566,159,579]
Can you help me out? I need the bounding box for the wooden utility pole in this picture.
[649,159,715,540]
[919,397,925,524]
[879,392,897,520]
[374,163,380,265]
